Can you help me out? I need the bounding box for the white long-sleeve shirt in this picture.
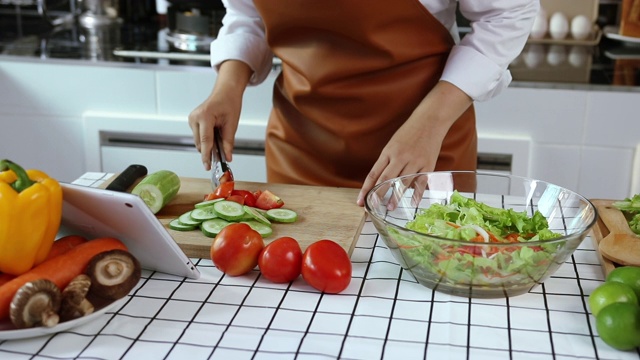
[210,0,539,102]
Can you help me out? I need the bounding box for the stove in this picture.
[0,0,222,65]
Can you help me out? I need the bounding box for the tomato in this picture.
[210,223,264,276]
[205,181,235,201]
[589,282,639,317]
[596,302,640,350]
[219,170,233,184]
[301,239,351,294]
[231,189,257,207]
[607,266,640,299]
[255,190,284,210]
[253,190,263,200]
[226,194,245,205]
[258,237,303,283]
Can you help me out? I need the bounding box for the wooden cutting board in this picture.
[590,199,628,277]
[102,176,367,259]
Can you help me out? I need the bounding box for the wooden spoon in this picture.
[598,203,640,266]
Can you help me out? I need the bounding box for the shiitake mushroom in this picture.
[9,279,61,329]
[59,274,94,322]
[85,249,141,303]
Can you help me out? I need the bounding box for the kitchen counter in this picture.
[0,172,638,360]
[2,10,640,92]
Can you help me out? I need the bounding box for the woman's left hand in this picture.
[356,81,473,206]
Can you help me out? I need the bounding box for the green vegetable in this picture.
[131,170,181,214]
[613,194,640,235]
[243,205,271,226]
[397,190,563,287]
[241,220,273,237]
[178,211,201,227]
[169,199,299,237]
[266,208,298,223]
[213,200,245,221]
[629,214,640,235]
[612,194,640,213]
[190,206,219,221]
[201,218,231,237]
[194,198,224,209]
[169,218,197,231]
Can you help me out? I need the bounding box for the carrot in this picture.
[0,235,88,287]
[0,237,127,320]
[44,235,88,260]
[0,273,13,287]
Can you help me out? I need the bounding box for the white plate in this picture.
[603,25,640,45]
[0,297,125,340]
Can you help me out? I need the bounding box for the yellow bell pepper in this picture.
[0,160,62,275]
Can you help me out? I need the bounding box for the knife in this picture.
[105,164,148,192]
[211,130,234,189]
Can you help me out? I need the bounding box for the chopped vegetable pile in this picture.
[612,194,640,235]
[390,191,564,286]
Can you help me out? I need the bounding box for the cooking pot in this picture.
[78,0,121,27]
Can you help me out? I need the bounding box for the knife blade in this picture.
[211,130,234,189]
[105,164,148,192]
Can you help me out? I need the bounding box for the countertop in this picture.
[2,11,640,92]
[0,172,638,360]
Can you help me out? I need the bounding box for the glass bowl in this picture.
[364,171,597,298]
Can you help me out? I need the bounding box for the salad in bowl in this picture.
[365,171,597,298]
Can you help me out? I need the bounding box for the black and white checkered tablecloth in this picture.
[1,173,639,360]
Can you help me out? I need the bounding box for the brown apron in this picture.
[254,0,477,188]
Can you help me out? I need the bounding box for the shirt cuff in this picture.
[210,33,274,85]
[440,45,512,102]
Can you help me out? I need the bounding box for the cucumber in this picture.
[169,218,197,231]
[243,205,271,226]
[201,218,231,237]
[194,198,224,209]
[265,208,298,223]
[190,206,218,221]
[178,211,202,227]
[241,220,273,237]
[131,170,181,214]
[213,200,245,221]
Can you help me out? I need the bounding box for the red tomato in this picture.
[255,190,284,210]
[205,181,235,201]
[258,237,303,283]
[231,189,257,207]
[219,170,233,184]
[301,240,352,294]
[226,194,245,205]
[253,190,263,200]
[210,223,264,276]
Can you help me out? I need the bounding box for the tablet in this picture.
[58,182,201,279]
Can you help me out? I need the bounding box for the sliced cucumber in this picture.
[265,208,298,223]
[190,206,218,221]
[169,218,197,231]
[131,170,181,214]
[194,198,225,209]
[201,218,231,237]
[179,211,202,226]
[243,205,271,226]
[241,220,273,237]
[213,200,245,221]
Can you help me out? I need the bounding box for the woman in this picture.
[189,0,539,206]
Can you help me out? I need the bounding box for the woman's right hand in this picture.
[188,60,253,170]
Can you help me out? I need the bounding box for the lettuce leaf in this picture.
[397,191,562,286]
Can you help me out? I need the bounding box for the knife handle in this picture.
[105,164,148,192]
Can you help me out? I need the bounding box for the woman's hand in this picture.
[356,81,473,206]
[189,60,253,170]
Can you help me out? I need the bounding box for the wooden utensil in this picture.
[598,202,640,266]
